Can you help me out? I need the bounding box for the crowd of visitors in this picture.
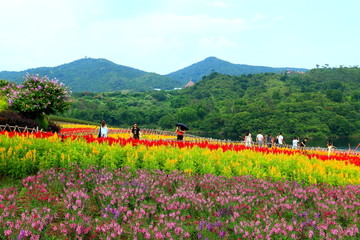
[243,130,309,149]
[98,120,187,141]
[97,120,317,149]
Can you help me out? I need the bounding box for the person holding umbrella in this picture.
[175,123,189,141]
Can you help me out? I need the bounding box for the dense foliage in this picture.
[0,110,39,129]
[0,74,71,130]
[61,66,360,139]
[2,74,72,118]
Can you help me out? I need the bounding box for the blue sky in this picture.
[1,0,359,74]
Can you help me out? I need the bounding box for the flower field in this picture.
[0,125,360,239]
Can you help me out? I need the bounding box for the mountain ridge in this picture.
[166,56,308,83]
[0,57,308,92]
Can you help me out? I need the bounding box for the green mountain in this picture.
[166,56,308,84]
[0,57,308,92]
[0,58,183,92]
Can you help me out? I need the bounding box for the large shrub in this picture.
[1,74,72,129]
[2,74,72,117]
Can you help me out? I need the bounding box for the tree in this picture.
[0,97,7,112]
[2,74,72,129]
[0,79,9,87]
[326,89,343,102]
[351,92,360,102]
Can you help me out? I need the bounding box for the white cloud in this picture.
[4,0,351,74]
[0,0,85,67]
[79,12,250,73]
[89,13,248,44]
[253,14,265,21]
[209,1,232,8]
[198,36,236,49]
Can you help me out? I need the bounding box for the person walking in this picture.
[266,134,272,148]
[245,130,252,147]
[131,123,141,140]
[277,132,285,148]
[292,137,299,149]
[256,131,264,148]
[175,126,185,141]
[327,140,334,157]
[299,138,308,149]
[98,120,109,138]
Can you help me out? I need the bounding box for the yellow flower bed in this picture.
[1,131,360,186]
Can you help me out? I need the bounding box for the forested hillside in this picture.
[61,66,360,139]
[0,57,306,92]
[0,58,182,92]
[166,56,308,83]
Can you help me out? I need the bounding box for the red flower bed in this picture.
[1,130,360,166]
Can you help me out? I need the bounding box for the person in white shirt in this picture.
[277,132,284,148]
[292,137,299,149]
[256,131,264,148]
[244,130,252,147]
[98,120,109,138]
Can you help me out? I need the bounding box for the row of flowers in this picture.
[3,128,360,163]
[1,166,360,239]
[60,128,179,141]
[1,130,360,185]
[58,125,360,161]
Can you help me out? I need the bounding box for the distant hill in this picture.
[166,56,308,84]
[0,58,183,92]
[0,57,308,92]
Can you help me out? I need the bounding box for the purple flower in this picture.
[219,230,226,238]
[17,229,26,239]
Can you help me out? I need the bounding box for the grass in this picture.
[49,115,99,125]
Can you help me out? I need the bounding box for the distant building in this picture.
[285,69,305,74]
[154,88,161,91]
[184,79,195,88]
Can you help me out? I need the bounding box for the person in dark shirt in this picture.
[299,138,308,149]
[131,123,141,140]
[266,134,273,148]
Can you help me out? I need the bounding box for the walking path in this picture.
[1,124,359,155]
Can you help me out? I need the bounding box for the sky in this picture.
[1,0,359,75]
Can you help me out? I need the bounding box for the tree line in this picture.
[60,66,360,139]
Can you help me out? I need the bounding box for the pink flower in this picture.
[155,231,164,239]
[174,227,183,235]
[76,225,83,235]
[331,228,338,235]
[184,232,191,237]
[286,225,294,231]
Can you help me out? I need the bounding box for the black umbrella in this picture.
[175,123,189,131]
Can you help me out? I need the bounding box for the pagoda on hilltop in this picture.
[184,79,195,88]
